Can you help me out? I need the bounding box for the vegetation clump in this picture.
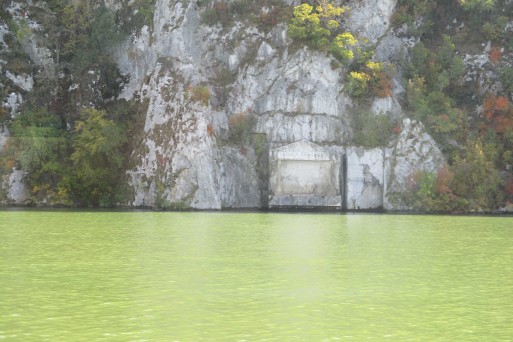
[403,35,466,155]
[190,85,211,106]
[391,0,513,212]
[405,139,503,212]
[0,0,141,207]
[287,2,393,99]
[227,112,256,146]
[351,110,395,148]
[201,0,288,31]
[288,2,357,63]
[68,108,128,207]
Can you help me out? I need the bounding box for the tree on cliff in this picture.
[67,108,127,207]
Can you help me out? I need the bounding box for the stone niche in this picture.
[269,141,342,208]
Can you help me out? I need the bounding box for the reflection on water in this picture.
[1,212,512,340]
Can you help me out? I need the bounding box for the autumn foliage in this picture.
[489,46,502,63]
[207,123,215,136]
[482,94,513,134]
[437,165,454,194]
[506,179,513,196]
[371,71,394,98]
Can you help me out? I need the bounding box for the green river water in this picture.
[0,211,512,341]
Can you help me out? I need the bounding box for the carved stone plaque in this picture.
[269,141,342,208]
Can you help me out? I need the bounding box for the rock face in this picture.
[118,0,354,209]
[112,0,443,210]
[220,147,260,208]
[6,168,29,204]
[5,71,33,92]
[0,0,446,210]
[384,119,445,210]
[347,0,398,43]
[0,125,8,152]
[346,147,385,210]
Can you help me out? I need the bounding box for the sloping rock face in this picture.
[113,0,443,210]
[384,119,445,210]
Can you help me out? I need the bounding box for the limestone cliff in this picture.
[113,0,441,210]
[1,0,512,211]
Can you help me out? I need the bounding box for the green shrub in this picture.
[352,111,394,148]
[230,0,251,16]
[482,16,508,42]
[498,67,513,96]
[68,108,127,207]
[14,19,33,43]
[406,36,464,93]
[190,85,211,106]
[255,0,290,31]
[228,112,256,146]
[201,1,248,27]
[202,6,223,26]
[55,2,125,71]
[450,139,503,210]
[90,6,124,54]
[0,108,7,123]
[403,35,467,152]
[214,68,237,86]
[4,55,31,75]
[118,0,155,32]
[7,109,70,202]
[459,0,496,12]
[288,2,389,101]
[252,133,267,157]
[391,0,434,35]
[346,61,387,99]
[201,0,286,29]
[288,2,357,64]
[197,0,213,7]
[347,71,370,98]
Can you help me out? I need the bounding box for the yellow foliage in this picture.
[334,32,357,47]
[350,71,371,82]
[293,4,319,24]
[317,1,345,17]
[327,19,339,30]
[365,61,383,71]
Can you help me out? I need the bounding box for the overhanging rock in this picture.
[269,141,342,209]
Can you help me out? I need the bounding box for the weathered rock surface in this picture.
[384,119,445,210]
[7,168,29,204]
[220,147,260,208]
[6,71,33,92]
[346,147,384,210]
[4,92,23,116]
[347,0,398,43]
[0,125,8,152]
